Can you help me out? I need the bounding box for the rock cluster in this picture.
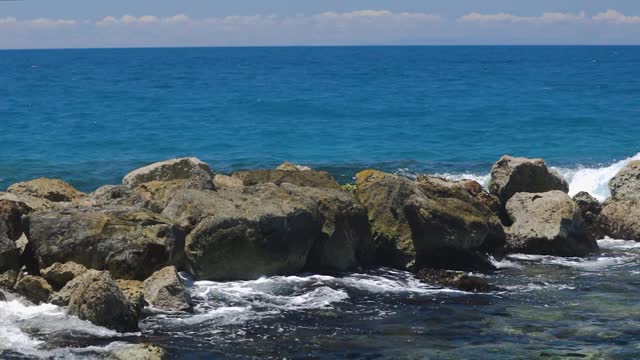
[3,154,639,339]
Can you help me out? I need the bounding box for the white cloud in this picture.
[459,11,586,24]
[593,9,640,24]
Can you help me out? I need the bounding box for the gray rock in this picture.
[54,270,138,332]
[505,191,597,256]
[123,157,214,189]
[572,191,602,226]
[489,155,568,203]
[0,227,19,273]
[609,160,640,201]
[212,174,244,189]
[90,185,145,208]
[596,200,640,240]
[116,279,146,318]
[13,275,53,304]
[276,161,312,171]
[41,262,88,291]
[355,170,505,271]
[25,208,185,280]
[231,169,341,189]
[0,269,18,289]
[105,343,166,360]
[0,199,31,240]
[143,266,192,312]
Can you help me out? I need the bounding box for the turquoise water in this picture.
[1,46,639,191]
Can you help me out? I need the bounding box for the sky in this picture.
[1,0,640,48]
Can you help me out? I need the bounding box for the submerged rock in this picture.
[609,160,640,201]
[143,266,192,312]
[596,200,640,240]
[54,270,138,332]
[25,208,186,280]
[13,275,53,304]
[505,191,597,256]
[415,269,496,293]
[41,261,88,291]
[231,169,341,189]
[355,170,504,271]
[488,155,568,204]
[276,161,312,171]
[122,157,214,189]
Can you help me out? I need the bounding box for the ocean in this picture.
[2,46,640,359]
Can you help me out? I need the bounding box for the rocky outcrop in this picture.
[0,227,19,272]
[609,160,640,201]
[505,191,597,256]
[489,155,568,203]
[7,178,87,206]
[116,279,146,318]
[25,208,185,280]
[0,270,18,289]
[13,275,53,304]
[142,266,192,312]
[231,169,341,189]
[355,170,505,271]
[91,185,145,208]
[212,174,244,189]
[0,199,31,240]
[53,270,138,332]
[41,262,88,291]
[596,200,640,240]
[276,161,312,171]
[176,184,321,280]
[122,157,214,189]
[572,191,602,227]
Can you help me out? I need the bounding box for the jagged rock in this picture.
[355,170,505,271]
[212,174,244,189]
[123,157,214,189]
[0,221,19,272]
[54,270,138,332]
[488,155,568,203]
[8,178,87,204]
[609,160,640,201]
[505,191,597,256]
[415,269,496,292]
[596,200,640,240]
[41,262,88,291]
[0,199,31,240]
[116,279,146,318]
[13,275,53,304]
[178,184,321,280]
[280,184,375,271]
[276,161,312,171]
[91,185,145,208]
[25,208,185,280]
[105,343,166,360]
[0,270,18,289]
[572,191,602,226]
[142,266,192,312]
[231,169,341,189]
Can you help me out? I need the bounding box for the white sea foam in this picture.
[597,237,640,250]
[488,255,523,270]
[506,253,634,271]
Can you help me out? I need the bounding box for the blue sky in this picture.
[2,0,640,48]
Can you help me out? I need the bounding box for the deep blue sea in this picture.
[1,46,639,192]
[3,46,640,360]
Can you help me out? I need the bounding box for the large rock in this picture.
[505,191,597,256]
[41,261,88,291]
[572,191,602,226]
[25,208,186,280]
[0,199,31,240]
[280,184,375,271]
[596,200,640,240]
[7,178,87,204]
[13,275,53,304]
[122,157,214,189]
[91,185,145,208]
[54,270,138,332]
[0,270,18,289]
[489,155,568,204]
[355,170,505,271]
[609,160,640,201]
[142,266,192,312]
[116,279,146,318]
[231,169,341,189]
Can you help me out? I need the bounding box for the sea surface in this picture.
[1,46,640,359]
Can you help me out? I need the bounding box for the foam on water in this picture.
[598,237,640,250]
[506,253,635,271]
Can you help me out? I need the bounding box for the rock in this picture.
[13,275,53,304]
[355,170,505,271]
[41,262,88,291]
[231,169,341,189]
[166,184,321,280]
[0,270,18,289]
[280,184,375,271]
[572,191,602,226]
[142,266,192,312]
[91,185,145,208]
[276,161,312,171]
[7,178,87,203]
[415,269,496,293]
[505,191,597,256]
[123,157,214,189]
[55,270,138,332]
[116,279,146,318]
[0,220,19,272]
[0,191,55,212]
[25,208,186,280]
[596,200,640,240]
[0,290,5,301]
[609,160,640,201]
[105,343,166,360]
[212,174,244,189]
[0,199,31,240]
[488,155,568,204]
